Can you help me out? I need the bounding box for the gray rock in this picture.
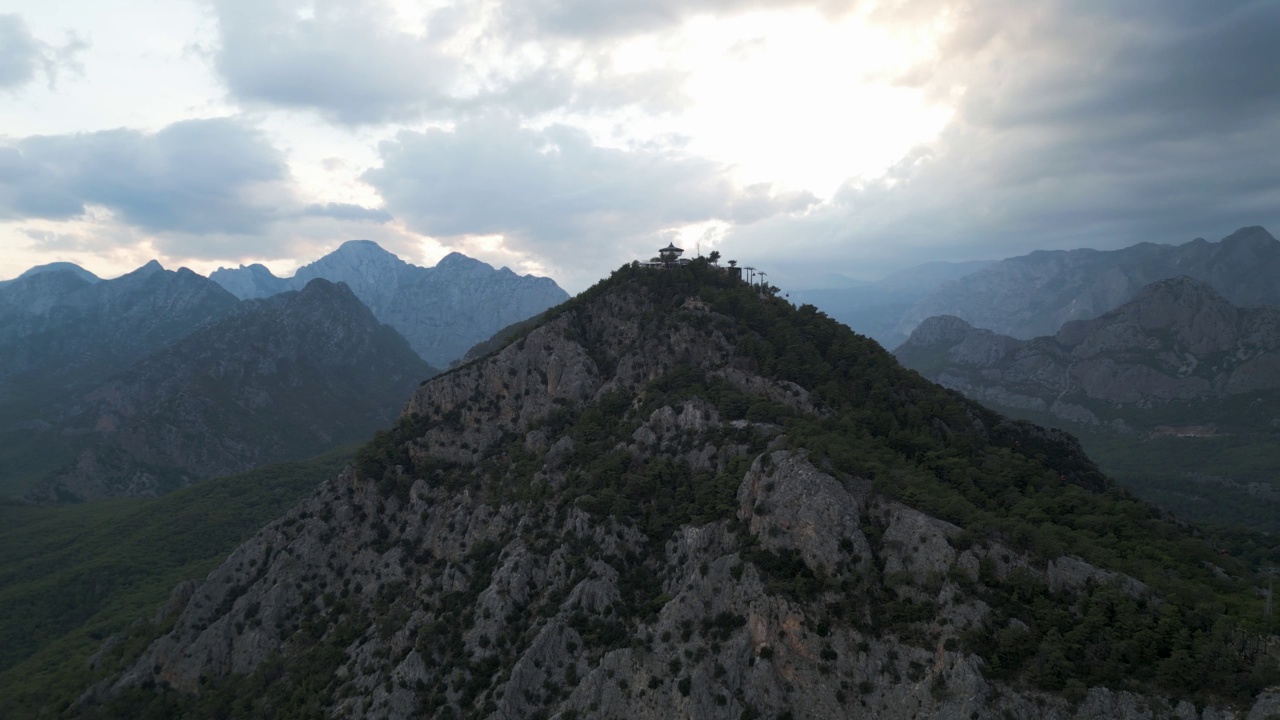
[212,241,568,367]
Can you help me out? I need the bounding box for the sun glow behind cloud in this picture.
[581,8,955,200]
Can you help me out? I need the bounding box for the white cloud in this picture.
[0,13,87,91]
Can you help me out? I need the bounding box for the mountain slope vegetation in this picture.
[0,447,354,719]
[895,277,1280,534]
[22,279,435,502]
[65,262,1278,719]
[0,263,241,495]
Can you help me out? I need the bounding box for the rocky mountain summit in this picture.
[211,241,569,367]
[895,277,1280,430]
[80,263,1277,719]
[897,226,1280,341]
[25,280,436,503]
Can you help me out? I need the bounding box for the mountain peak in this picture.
[434,251,491,272]
[15,262,100,284]
[1219,225,1276,248]
[1131,275,1224,304]
[210,263,290,300]
[295,276,356,302]
[133,259,165,276]
[332,239,400,259]
[903,314,975,346]
[295,240,409,280]
[208,242,568,367]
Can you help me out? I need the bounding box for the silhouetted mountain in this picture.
[897,226,1280,340]
[78,262,1277,719]
[25,280,435,503]
[211,241,569,367]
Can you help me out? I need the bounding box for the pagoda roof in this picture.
[660,243,684,253]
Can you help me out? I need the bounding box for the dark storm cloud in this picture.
[363,116,813,261]
[0,14,86,90]
[733,0,1280,281]
[0,118,291,235]
[302,203,392,223]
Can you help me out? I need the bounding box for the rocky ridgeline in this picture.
[80,269,1279,719]
[211,241,569,367]
[895,277,1280,430]
[897,226,1280,341]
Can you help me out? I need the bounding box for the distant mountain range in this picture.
[211,241,569,367]
[10,278,434,502]
[895,276,1280,532]
[896,276,1280,429]
[0,261,240,411]
[0,245,567,500]
[896,226,1280,341]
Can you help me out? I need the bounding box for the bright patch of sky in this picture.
[618,9,952,198]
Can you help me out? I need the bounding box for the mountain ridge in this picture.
[895,276,1280,420]
[77,262,1278,719]
[896,225,1280,341]
[24,279,436,502]
[210,241,569,367]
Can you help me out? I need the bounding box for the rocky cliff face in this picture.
[25,280,435,502]
[895,277,1280,428]
[897,226,1280,340]
[80,265,1277,719]
[211,241,569,367]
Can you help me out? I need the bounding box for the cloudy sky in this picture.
[2,0,1278,291]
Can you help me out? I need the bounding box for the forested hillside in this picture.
[60,261,1279,719]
